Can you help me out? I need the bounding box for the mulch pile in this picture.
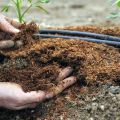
[0,23,120,119]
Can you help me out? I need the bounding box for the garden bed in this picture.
[0,24,120,120]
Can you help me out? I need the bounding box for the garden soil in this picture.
[0,24,120,120]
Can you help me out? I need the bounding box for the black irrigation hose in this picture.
[35,34,120,47]
[39,29,120,42]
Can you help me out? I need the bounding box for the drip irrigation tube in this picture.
[35,34,120,47]
[39,29,120,42]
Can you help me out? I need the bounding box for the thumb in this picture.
[22,91,46,104]
[0,18,20,34]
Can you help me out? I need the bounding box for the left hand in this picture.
[0,13,22,49]
[0,13,21,34]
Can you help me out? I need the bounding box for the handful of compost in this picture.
[0,14,77,110]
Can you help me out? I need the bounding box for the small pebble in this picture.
[112,97,117,102]
[15,115,20,120]
[108,92,114,97]
[89,117,94,120]
[109,86,120,94]
[99,105,105,111]
[85,96,90,102]
[116,94,120,100]
[86,105,92,113]
[31,110,35,113]
[91,102,98,111]
[92,97,97,101]
[60,115,64,120]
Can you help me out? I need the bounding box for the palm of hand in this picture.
[0,67,76,110]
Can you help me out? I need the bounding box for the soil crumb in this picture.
[0,24,120,120]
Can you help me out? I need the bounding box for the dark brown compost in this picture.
[0,24,120,120]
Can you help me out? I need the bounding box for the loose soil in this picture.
[0,24,120,120]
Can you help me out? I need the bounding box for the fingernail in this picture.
[14,29,20,33]
[10,28,20,34]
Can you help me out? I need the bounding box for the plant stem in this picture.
[21,1,40,19]
[16,0,22,23]
[21,4,32,19]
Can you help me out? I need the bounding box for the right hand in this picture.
[0,67,76,110]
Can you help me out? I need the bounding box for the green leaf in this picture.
[36,5,49,13]
[1,5,9,12]
[108,12,120,18]
[28,0,32,3]
[39,0,50,3]
[117,1,120,7]
[112,0,120,6]
[18,0,23,8]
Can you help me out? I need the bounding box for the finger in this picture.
[15,40,24,48]
[46,76,77,99]
[5,17,21,28]
[57,67,73,81]
[11,103,38,110]
[0,18,20,34]
[0,82,22,90]
[0,40,23,49]
[28,103,38,108]
[21,91,46,105]
[0,40,15,49]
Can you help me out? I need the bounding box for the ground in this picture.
[0,0,120,120]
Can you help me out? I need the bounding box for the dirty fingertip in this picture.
[57,67,73,81]
[70,76,77,82]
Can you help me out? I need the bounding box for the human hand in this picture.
[0,13,21,34]
[0,14,22,49]
[0,67,76,110]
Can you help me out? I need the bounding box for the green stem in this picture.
[21,4,32,19]
[16,0,22,23]
[21,1,48,19]
[11,0,17,5]
[21,1,40,19]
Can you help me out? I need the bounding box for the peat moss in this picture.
[0,24,120,119]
